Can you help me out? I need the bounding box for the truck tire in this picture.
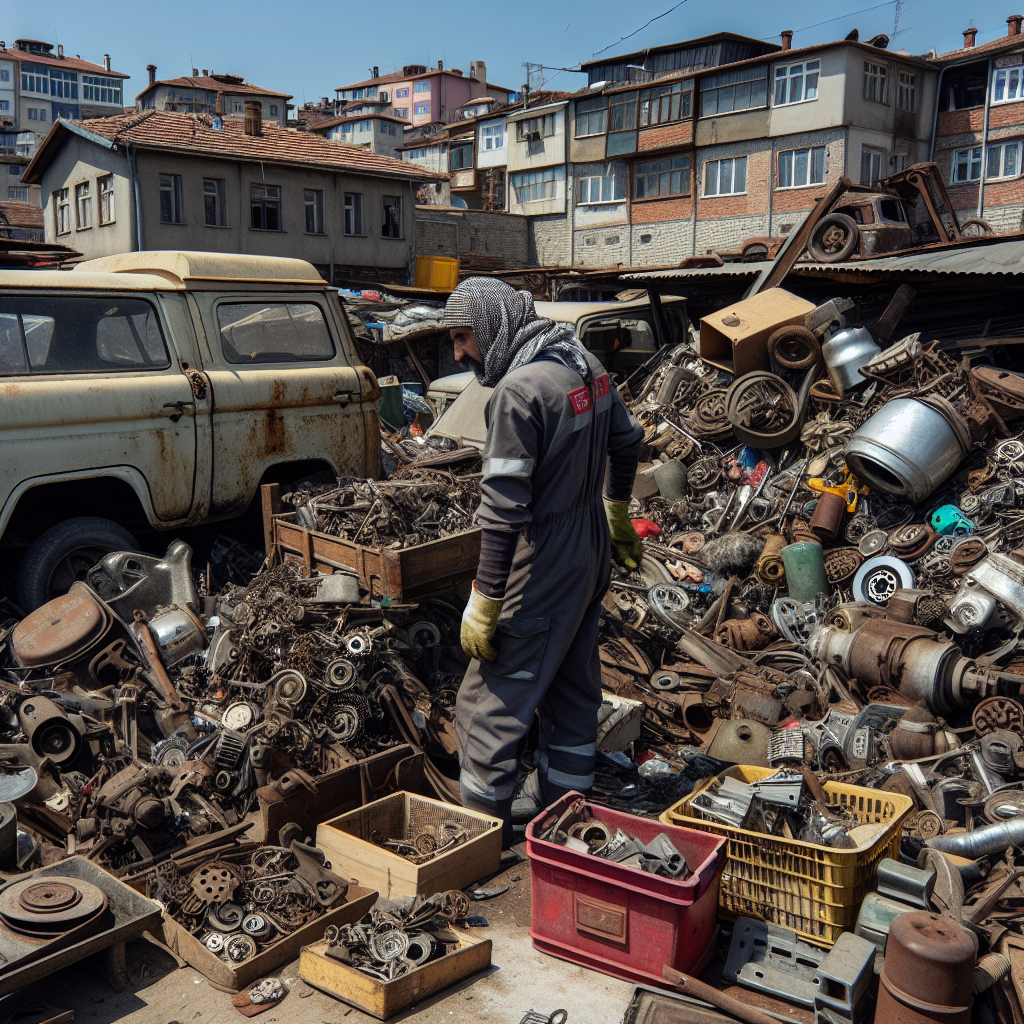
[16,517,139,611]
[807,213,859,262]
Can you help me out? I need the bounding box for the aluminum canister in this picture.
[822,326,881,396]
[843,396,971,503]
[781,541,828,603]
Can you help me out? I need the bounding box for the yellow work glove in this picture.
[604,498,644,570]
[461,582,503,662]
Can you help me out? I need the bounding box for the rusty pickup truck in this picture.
[0,250,380,609]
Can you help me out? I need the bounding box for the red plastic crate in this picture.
[526,792,726,988]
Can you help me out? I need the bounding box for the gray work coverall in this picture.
[455,351,644,811]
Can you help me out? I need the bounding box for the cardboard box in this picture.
[299,930,492,1019]
[700,288,815,377]
[316,792,502,899]
[158,885,377,991]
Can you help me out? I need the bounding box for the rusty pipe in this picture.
[926,817,1024,858]
[131,611,183,709]
[663,966,783,1024]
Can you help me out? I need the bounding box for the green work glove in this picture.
[461,582,503,662]
[604,498,644,570]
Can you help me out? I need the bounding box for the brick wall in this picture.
[631,196,694,224]
[529,213,571,265]
[638,121,693,152]
[630,219,693,265]
[936,109,985,136]
[989,101,1024,129]
[695,213,769,253]
[695,143,772,224]
[414,207,529,269]
[574,227,630,266]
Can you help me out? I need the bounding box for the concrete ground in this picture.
[2,855,638,1024]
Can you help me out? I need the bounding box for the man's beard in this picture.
[457,354,485,379]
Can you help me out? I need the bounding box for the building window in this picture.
[304,189,325,233]
[50,69,78,100]
[389,123,396,135]
[204,178,225,226]
[75,181,91,229]
[0,70,8,82]
[861,145,886,185]
[778,145,826,188]
[993,66,1023,104]
[8,165,20,175]
[54,188,70,234]
[99,175,115,224]
[251,183,281,230]
[27,108,38,120]
[344,192,364,235]
[8,186,27,201]
[21,63,49,94]
[482,124,504,150]
[217,302,335,365]
[951,146,982,182]
[863,62,889,104]
[610,92,638,131]
[897,72,917,112]
[575,96,608,137]
[159,174,183,223]
[576,164,625,204]
[449,141,473,170]
[774,60,819,106]
[0,101,8,112]
[395,88,409,98]
[633,154,690,198]
[700,68,767,117]
[516,114,556,141]
[987,140,1022,179]
[382,195,402,237]
[407,148,428,160]
[394,107,409,118]
[704,156,747,196]
[511,166,563,203]
[83,75,122,104]
[270,104,279,115]
[232,101,243,113]
[640,80,692,125]
[414,81,430,93]
[414,103,430,115]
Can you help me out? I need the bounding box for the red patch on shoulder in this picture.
[568,386,591,414]
[593,375,610,399]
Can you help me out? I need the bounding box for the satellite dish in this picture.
[212,115,223,130]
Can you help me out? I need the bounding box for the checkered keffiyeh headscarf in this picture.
[442,277,591,388]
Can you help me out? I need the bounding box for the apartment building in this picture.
[22,108,443,284]
[136,67,291,125]
[931,16,1024,233]
[335,61,512,127]
[312,113,405,159]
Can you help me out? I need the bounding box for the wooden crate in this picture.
[158,886,377,992]
[316,792,502,899]
[262,484,481,603]
[299,931,492,1020]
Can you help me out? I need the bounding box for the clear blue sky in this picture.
[3,0,1016,106]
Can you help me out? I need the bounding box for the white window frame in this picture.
[160,173,184,224]
[414,103,430,115]
[897,71,917,112]
[344,192,364,235]
[992,65,1024,104]
[633,154,691,199]
[576,169,625,205]
[861,145,886,185]
[704,156,747,196]
[511,166,563,203]
[413,81,431,93]
[54,187,70,234]
[863,61,889,104]
[773,60,820,106]
[98,175,115,225]
[951,146,983,183]
[985,140,1022,180]
[304,189,325,233]
[777,145,827,189]
[203,178,225,227]
[516,114,556,141]
[482,125,504,150]
[75,181,91,229]
[8,186,28,201]
[575,96,608,137]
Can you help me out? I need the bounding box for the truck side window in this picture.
[0,297,169,374]
[217,302,335,364]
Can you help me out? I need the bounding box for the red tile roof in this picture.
[312,113,410,131]
[136,75,292,101]
[336,68,512,94]
[932,33,1024,61]
[24,110,442,183]
[0,44,128,78]
[0,201,44,229]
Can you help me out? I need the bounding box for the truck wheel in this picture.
[807,213,859,262]
[960,217,994,238]
[16,517,139,611]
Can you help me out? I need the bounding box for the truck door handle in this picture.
[331,391,356,406]
[163,400,195,422]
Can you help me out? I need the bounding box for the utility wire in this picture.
[590,0,690,58]
[760,1,897,41]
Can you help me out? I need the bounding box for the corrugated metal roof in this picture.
[621,239,1024,282]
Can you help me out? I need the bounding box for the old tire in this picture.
[807,212,859,262]
[16,517,139,611]
[960,217,994,237]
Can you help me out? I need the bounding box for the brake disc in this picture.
[646,583,691,631]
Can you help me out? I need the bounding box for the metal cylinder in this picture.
[844,397,971,503]
[781,541,828,603]
[822,326,881,395]
[810,490,846,541]
[925,817,1024,857]
[653,460,688,500]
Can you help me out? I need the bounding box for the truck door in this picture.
[0,292,197,526]
[189,291,369,517]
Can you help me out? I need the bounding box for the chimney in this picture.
[372,65,379,78]
[202,68,208,76]
[57,43,63,59]
[244,100,262,136]
[103,54,111,72]
[780,30,793,50]
[146,64,157,86]
[438,60,443,70]
[192,67,199,76]
[963,26,977,47]
[470,60,487,83]
[215,91,224,115]
[1009,14,1023,35]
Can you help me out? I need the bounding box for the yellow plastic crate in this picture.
[414,255,459,292]
[659,765,913,948]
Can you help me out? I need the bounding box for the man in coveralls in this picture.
[443,278,644,837]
